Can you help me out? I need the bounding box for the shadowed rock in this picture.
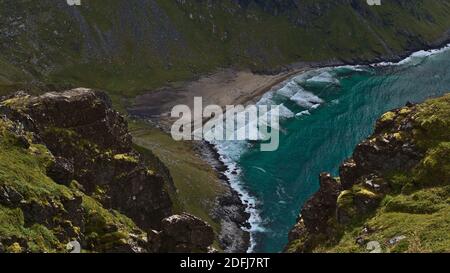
[1,89,173,230]
[155,213,215,253]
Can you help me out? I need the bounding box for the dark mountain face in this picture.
[1,0,450,95]
[237,0,299,13]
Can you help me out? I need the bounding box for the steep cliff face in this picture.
[1,0,450,94]
[0,89,215,253]
[286,94,450,253]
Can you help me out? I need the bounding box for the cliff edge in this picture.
[0,88,215,253]
[286,93,450,253]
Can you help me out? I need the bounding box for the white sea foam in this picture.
[276,82,299,98]
[213,44,450,253]
[257,91,275,106]
[289,88,324,109]
[206,98,292,252]
[211,139,265,253]
[335,65,367,72]
[372,43,450,67]
[296,110,311,117]
[209,64,329,253]
[277,104,295,119]
[209,74,325,253]
[306,71,340,85]
[252,166,267,174]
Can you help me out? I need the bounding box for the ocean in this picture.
[213,45,450,253]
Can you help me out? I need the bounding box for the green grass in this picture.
[0,119,70,252]
[289,94,450,253]
[0,205,63,252]
[2,1,450,99]
[81,195,145,252]
[317,190,450,253]
[129,120,225,238]
[0,120,73,205]
[0,117,146,253]
[413,94,450,149]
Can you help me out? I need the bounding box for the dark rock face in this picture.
[0,186,24,206]
[1,89,173,230]
[153,213,215,253]
[300,173,341,234]
[0,89,217,253]
[11,88,131,153]
[339,109,424,191]
[214,192,251,253]
[286,102,425,252]
[287,173,341,252]
[339,159,359,190]
[352,135,422,177]
[46,157,75,186]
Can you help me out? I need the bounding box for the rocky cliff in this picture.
[286,94,450,253]
[1,0,450,94]
[0,88,215,253]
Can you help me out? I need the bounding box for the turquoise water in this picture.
[218,46,450,253]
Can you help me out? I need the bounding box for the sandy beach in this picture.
[128,66,311,129]
[127,66,313,252]
[127,60,344,252]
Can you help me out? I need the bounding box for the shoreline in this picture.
[196,141,252,253]
[128,38,450,253]
[187,41,450,253]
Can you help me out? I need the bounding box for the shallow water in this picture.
[215,45,450,253]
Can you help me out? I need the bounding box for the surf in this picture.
[214,43,450,253]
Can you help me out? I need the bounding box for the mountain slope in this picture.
[0,89,215,253]
[1,0,450,95]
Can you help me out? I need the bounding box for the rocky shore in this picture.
[285,94,450,253]
[126,40,450,253]
[194,141,251,253]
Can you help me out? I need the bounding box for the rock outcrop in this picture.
[0,88,215,253]
[286,94,450,253]
[148,213,215,253]
[1,88,173,230]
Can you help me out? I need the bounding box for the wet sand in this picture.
[128,67,310,129]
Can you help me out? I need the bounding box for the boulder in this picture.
[158,213,215,253]
[46,157,74,186]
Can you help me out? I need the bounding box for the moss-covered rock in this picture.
[286,94,450,253]
[0,89,218,253]
[0,90,155,252]
[0,115,148,252]
[1,89,173,231]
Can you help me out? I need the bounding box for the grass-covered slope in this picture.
[0,117,146,253]
[130,121,251,253]
[1,0,450,96]
[129,121,226,232]
[286,94,450,253]
[0,89,220,253]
